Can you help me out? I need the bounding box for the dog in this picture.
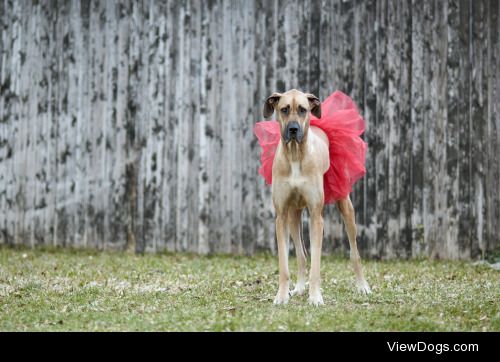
[263,89,371,306]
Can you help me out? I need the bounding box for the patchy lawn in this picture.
[0,247,498,331]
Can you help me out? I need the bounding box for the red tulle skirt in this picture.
[253,91,367,204]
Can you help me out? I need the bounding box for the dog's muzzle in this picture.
[285,121,304,144]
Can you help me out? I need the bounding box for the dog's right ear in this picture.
[306,93,321,118]
[263,93,282,118]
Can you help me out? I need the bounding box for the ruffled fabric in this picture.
[253,91,367,204]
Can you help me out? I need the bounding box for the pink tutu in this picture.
[253,91,367,204]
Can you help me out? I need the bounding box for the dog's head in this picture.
[263,89,321,144]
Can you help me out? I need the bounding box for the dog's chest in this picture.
[290,161,301,178]
[286,161,306,188]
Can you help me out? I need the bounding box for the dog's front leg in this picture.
[273,212,290,305]
[308,208,324,306]
[289,208,307,296]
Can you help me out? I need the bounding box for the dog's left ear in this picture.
[263,93,282,118]
[306,93,321,118]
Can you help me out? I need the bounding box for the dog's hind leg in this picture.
[337,197,371,294]
[288,208,307,296]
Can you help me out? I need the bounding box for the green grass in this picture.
[0,247,498,331]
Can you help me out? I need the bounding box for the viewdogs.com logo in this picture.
[387,342,479,354]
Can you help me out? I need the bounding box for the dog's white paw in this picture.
[290,281,307,296]
[356,280,371,294]
[308,290,324,306]
[273,289,290,305]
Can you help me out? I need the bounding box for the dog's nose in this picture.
[288,123,299,134]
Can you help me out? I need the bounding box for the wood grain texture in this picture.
[0,0,498,259]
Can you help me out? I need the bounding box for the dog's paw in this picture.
[308,290,324,306]
[273,290,290,305]
[356,280,371,294]
[290,281,307,296]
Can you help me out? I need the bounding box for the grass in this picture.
[0,247,498,331]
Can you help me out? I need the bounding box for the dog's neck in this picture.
[283,140,304,162]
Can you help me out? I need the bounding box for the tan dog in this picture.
[263,89,371,306]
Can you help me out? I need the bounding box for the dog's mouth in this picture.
[285,122,304,144]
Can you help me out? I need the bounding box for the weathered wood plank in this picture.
[0,0,5,245]
[470,0,489,259]
[398,1,413,258]
[385,0,401,258]
[187,0,201,253]
[375,0,389,258]
[457,0,472,259]
[410,0,425,258]
[361,0,378,258]
[446,0,461,259]
[257,0,277,253]
[111,0,132,251]
[428,0,448,259]
[131,0,146,253]
[141,0,161,252]
[160,0,175,253]
[488,0,500,258]
[350,0,366,241]
[422,0,435,257]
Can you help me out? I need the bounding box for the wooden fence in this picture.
[0,0,499,259]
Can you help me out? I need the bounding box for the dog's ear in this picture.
[306,93,321,118]
[263,93,282,118]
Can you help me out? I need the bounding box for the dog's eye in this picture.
[298,106,307,114]
[281,107,289,115]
